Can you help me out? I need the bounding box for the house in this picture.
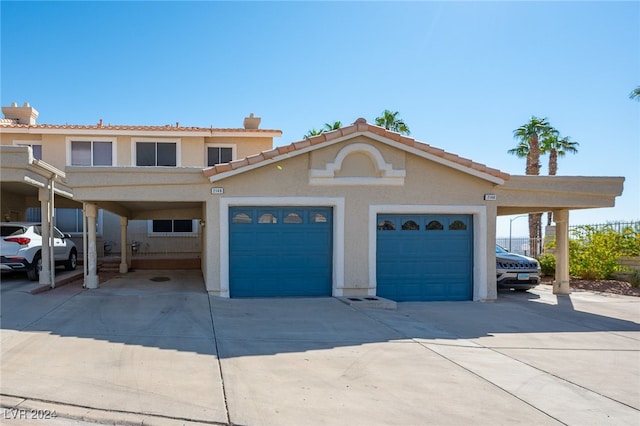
[1,102,625,301]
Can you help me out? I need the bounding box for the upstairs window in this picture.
[207,146,233,166]
[16,143,42,160]
[32,145,43,160]
[136,142,177,166]
[71,141,113,166]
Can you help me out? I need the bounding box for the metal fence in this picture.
[496,237,543,257]
[568,221,640,235]
[124,232,202,258]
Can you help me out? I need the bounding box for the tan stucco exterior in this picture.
[0,106,624,300]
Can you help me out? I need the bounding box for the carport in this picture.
[65,166,210,289]
[494,175,625,294]
[0,145,80,287]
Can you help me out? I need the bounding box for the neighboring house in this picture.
[0,103,280,262]
[0,102,624,301]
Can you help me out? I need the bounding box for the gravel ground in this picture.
[540,277,640,297]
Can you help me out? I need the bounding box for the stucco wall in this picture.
[204,137,498,299]
[1,131,275,169]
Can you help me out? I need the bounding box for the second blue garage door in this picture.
[376,214,473,301]
[229,207,333,298]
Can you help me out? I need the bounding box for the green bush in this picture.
[568,224,640,280]
[538,253,556,276]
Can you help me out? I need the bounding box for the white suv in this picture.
[1,222,78,281]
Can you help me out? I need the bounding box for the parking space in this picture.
[1,273,639,425]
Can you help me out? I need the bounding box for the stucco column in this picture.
[553,209,571,295]
[84,203,99,289]
[119,216,129,273]
[38,187,52,287]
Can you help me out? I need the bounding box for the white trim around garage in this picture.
[369,204,489,301]
[219,197,346,298]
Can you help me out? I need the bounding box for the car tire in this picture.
[27,253,42,281]
[65,249,78,271]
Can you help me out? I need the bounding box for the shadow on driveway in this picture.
[2,270,638,358]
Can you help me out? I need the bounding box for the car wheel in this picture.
[27,253,42,281]
[65,249,78,271]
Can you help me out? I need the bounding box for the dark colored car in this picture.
[496,244,540,290]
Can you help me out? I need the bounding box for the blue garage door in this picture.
[377,214,473,301]
[229,207,333,298]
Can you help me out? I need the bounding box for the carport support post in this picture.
[38,187,52,287]
[553,209,571,295]
[84,203,99,289]
[119,216,128,273]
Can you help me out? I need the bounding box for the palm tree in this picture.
[509,116,553,257]
[324,121,342,132]
[541,133,579,176]
[304,128,324,139]
[630,86,640,101]
[374,110,410,135]
[541,131,579,224]
[304,121,343,139]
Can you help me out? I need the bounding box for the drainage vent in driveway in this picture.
[150,276,171,282]
[337,296,397,310]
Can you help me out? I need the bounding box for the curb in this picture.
[29,271,84,295]
[0,395,224,426]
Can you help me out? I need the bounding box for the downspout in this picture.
[83,204,87,288]
[49,178,55,288]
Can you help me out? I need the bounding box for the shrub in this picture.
[538,253,555,276]
[568,224,640,280]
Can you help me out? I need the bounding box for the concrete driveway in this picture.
[1,270,639,425]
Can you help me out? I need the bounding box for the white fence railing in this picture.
[125,232,201,258]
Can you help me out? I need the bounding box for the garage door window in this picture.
[378,220,396,231]
[232,212,252,224]
[311,213,328,223]
[402,220,419,230]
[426,220,444,230]
[284,212,303,224]
[259,213,278,223]
[450,220,467,230]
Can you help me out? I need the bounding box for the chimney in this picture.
[243,113,261,129]
[2,102,39,125]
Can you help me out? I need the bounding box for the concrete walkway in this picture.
[1,270,638,425]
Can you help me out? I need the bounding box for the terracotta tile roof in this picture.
[203,118,510,181]
[0,122,282,134]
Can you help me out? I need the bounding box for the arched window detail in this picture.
[311,213,328,223]
[309,143,406,186]
[258,213,278,224]
[377,220,396,231]
[284,212,303,224]
[232,212,252,224]
[426,220,444,230]
[449,220,467,230]
[402,220,419,231]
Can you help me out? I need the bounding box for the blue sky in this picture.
[1,1,638,237]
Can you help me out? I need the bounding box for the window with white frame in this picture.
[207,146,234,166]
[70,140,113,166]
[136,141,177,166]
[14,142,42,160]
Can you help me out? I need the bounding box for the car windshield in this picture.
[495,245,509,254]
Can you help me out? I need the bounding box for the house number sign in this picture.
[211,187,224,195]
